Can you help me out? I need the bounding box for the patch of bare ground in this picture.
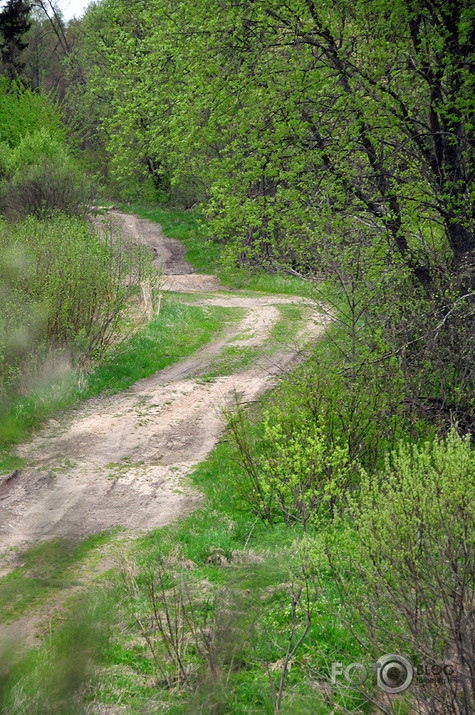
[94,210,220,292]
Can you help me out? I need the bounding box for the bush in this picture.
[226,323,426,530]
[228,394,353,529]
[0,158,94,219]
[324,433,475,714]
[0,85,94,219]
[0,79,64,150]
[388,281,475,435]
[0,213,153,399]
[9,127,68,170]
[0,128,94,219]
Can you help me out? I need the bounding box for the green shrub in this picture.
[228,395,353,529]
[226,325,426,530]
[0,79,64,150]
[0,84,94,218]
[0,128,94,219]
[291,351,410,472]
[324,433,475,714]
[0,141,10,177]
[9,128,68,170]
[0,159,94,219]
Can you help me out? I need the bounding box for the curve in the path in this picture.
[0,212,328,568]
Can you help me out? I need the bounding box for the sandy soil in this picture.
[0,212,327,572]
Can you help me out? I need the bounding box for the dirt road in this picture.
[0,212,327,570]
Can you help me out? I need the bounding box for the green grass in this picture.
[71,398,369,713]
[271,304,307,343]
[0,369,84,461]
[0,586,118,715]
[0,373,368,713]
[0,453,26,475]
[85,297,234,397]
[119,203,314,297]
[200,344,262,378]
[0,531,117,623]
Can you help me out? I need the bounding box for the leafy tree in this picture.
[74,0,474,291]
[193,0,474,288]
[0,0,31,81]
[21,6,78,95]
[64,0,174,198]
[69,0,475,420]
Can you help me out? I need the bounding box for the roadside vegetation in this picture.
[0,74,238,467]
[0,0,474,714]
[0,297,237,464]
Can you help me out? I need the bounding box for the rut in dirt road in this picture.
[0,212,328,567]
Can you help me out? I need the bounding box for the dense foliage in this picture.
[0,80,152,427]
[326,432,475,713]
[69,0,475,427]
[74,0,474,284]
[0,79,93,217]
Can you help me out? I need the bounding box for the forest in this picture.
[0,0,474,713]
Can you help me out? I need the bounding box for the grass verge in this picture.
[85,298,236,397]
[0,531,118,624]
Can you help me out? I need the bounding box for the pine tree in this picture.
[0,0,31,81]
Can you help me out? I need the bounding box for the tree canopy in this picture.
[73,0,474,290]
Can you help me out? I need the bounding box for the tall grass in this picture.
[0,213,153,402]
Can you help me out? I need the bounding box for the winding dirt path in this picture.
[0,212,327,570]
